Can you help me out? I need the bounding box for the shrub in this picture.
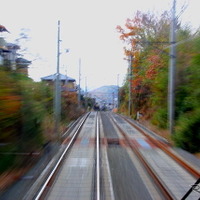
[173,109,200,153]
[151,107,168,129]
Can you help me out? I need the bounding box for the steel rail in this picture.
[34,113,90,200]
[110,114,174,200]
[119,114,200,179]
[96,112,100,200]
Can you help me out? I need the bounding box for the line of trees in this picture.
[0,69,52,172]
[0,43,86,173]
[117,10,200,153]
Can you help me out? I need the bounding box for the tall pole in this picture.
[78,58,81,107]
[54,20,61,140]
[128,55,133,116]
[117,74,120,110]
[65,66,68,91]
[85,76,88,110]
[112,92,115,109]
[168,0,176,134]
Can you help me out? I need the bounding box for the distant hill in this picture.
[88,85,118,106]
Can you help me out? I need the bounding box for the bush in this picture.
[151,107,168,129]
[0,154,16,172]
[0,70,52,172]
[173,109,200,153]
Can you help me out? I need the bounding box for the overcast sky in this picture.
[1,0,199,90]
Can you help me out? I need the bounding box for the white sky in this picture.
[0,0,199,90]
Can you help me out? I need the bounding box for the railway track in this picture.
[109,113,174,199]
[108,112,200,200]
[23,112,101,200]
[34,112,91,200]
[13,111,199,200]
[120,113,200,179]
[96,112,101,200]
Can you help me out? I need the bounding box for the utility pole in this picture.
[112,92,115,109]
[85,76,88,110]
[78,58,81,107]
[168,0,176,134]
[128,55,133,116]
[65,66,68,91]
[54,20,61,141]
[117,74,120,110]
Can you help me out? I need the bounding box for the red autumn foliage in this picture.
[145,53,163,80]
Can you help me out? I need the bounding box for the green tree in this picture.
[117,10,200,153]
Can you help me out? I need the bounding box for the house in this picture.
[41,73,77,92]
[4,43,20,64]
[15,57,32,75]
[0,37,9,65]
[0,38,31,75]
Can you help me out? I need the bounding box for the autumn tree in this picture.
[117,10,200,153]
[117,11,171,120]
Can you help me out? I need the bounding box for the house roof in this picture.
[6,43,20,50]
[16,57,31,64]
[41,73,76,82]
[0,25,9,33]
[0,48,10,53]
[15,57,31,68]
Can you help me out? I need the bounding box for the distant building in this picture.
[0,37,10,65]
[0,38,31,75]
[4,43,20,64]
[16,57,32,75]
[41,73,77,92]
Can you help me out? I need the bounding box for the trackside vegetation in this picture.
[0,68,84,173]
[117,10,200,153]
